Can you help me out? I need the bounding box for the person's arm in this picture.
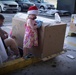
[0,28,8,39]
[34,25,38,29]
[27,19,35,29]
[34,21,38,29]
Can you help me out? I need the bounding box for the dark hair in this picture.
[0,14,5,20]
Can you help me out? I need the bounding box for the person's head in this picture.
[28,14,37,20]
[0,14,5,27]
[27,6,38,20]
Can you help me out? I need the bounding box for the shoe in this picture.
[9,55,16,60]
[23,54,34,59]
[15,55,20,59]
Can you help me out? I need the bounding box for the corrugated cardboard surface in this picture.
[12,18,26,47]
[31,23,66,58]
[42,24,66,58]
[69,14,76,33]
[69,23,76,33]
[12,13,66,58]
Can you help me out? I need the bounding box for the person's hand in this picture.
[11,36,16,39]
[34,25,38,29]
[4,33,8,39]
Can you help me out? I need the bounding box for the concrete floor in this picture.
[1,15,76,75]
[7,26,76,75]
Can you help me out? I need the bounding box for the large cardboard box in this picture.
[12,13,26,47]
[31,23,66,58]
[12,13,66,58]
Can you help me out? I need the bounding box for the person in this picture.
[23,6,38,58]
[0,14,20,58]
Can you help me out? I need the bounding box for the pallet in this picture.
[42,51,65,61]
[0,51,64,75]
[68,32,76,37]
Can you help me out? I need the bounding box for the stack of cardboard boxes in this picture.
[12,13,66,58]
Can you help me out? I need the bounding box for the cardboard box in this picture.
[71,14,76,23]
[31,23,66,58]
[69,14,76,33]
[12,13,66,58]
[12,13,27,47]
[69,23,76,33]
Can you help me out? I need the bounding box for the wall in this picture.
[57,0,75,14]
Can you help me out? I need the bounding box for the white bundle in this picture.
[55,13,61,23]
[0,37,8,62]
